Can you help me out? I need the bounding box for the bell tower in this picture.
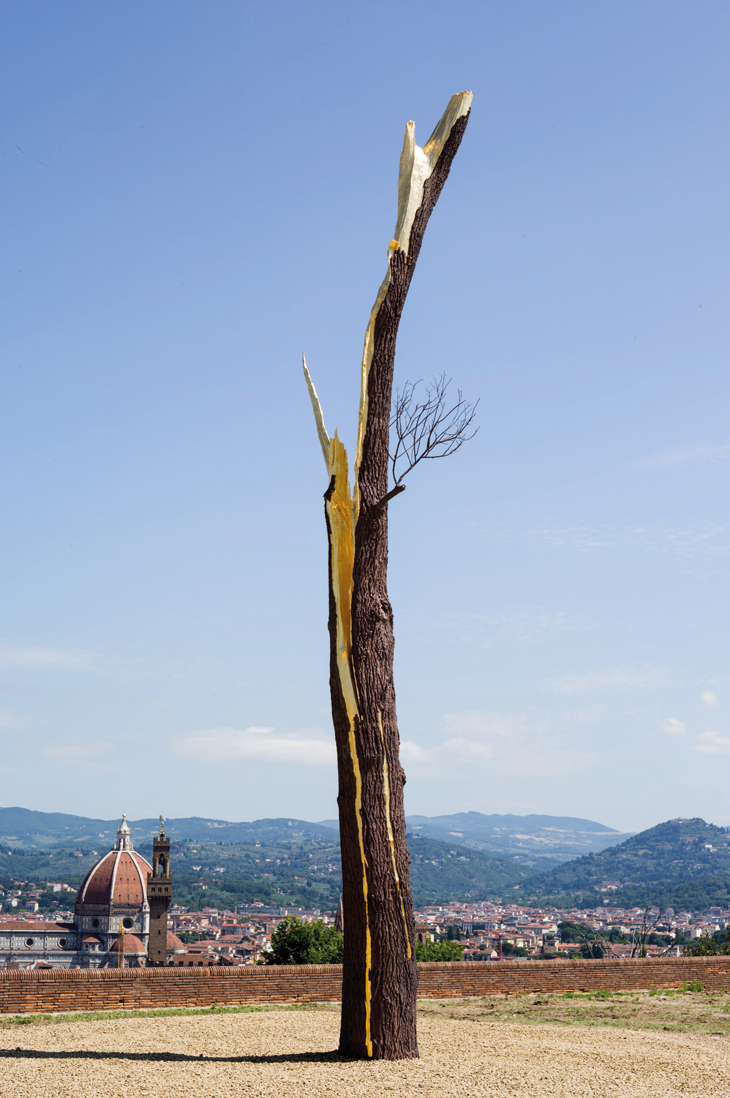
[147,816,172,966]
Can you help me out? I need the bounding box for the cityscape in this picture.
[3,890,727,969]
[1,810,727,969]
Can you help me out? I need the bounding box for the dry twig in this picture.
[389,373,479,491]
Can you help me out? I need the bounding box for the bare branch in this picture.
[630,905,665,958]
[373,484,407,513]
[389,373,479,488]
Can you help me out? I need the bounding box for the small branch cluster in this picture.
[629,905,669,959]
[389,373,479,490]
[584,905,677,960]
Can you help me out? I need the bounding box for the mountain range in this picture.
[3,807,728,912]
[0,807,630,870]
[0,808,529,909]
[0,807,337,849]
[323,812,632,869]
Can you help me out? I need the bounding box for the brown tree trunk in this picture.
[305,93,471,1060]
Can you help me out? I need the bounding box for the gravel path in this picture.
[2,1008,729,1097]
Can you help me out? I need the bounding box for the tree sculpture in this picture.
[303,91,473,1060]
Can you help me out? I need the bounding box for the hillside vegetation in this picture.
[0,832,526,912]
[0,806,625,870]
[7,808,730,913]
[518,818,730,910]
[406,835,527,901]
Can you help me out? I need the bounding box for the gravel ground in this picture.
[419,987,730,1034]
[2,1007,729,1098]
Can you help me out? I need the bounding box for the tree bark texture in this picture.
[304,93,471,1060]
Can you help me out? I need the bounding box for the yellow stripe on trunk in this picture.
[303,358,372,1057]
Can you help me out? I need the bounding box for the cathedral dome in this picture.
[109,933,146,954]
[76,815,152,908]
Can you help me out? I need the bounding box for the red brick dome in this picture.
[109,933,146,954]
[166,933,185,952]
[77,849,152,906]
[76,815,152,908]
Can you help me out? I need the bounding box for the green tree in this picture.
[264,916,344,965]
[501,941,529,958]
[684,928,730,956]
[559,920,587,943]
[414,939,463,961]
[178,930,210,944]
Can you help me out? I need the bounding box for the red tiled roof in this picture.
[78,851,115,904]
[78,850,152,906]
[0,922,74,932]
[166,934,185,951]
[109,934,146,953]
[112,851,151,905]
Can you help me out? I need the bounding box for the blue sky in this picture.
[1,1,728,832]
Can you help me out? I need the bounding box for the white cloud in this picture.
[175,725,336,767]
[640,442,730,468]
[0,646,91,671]
[701,691,719,709]
[401,710,598,778]
[657,718,686,737]
[544,667,668,694]
[692,731,730,755]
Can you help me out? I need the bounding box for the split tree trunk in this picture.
[304,92,471,1060]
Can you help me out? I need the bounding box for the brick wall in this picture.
[2,956,730,1016]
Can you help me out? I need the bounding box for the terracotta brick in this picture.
[0,957,728,1015]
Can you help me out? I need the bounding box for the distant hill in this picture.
[518,817,730,911]
[2,806,631,871]
[0,807,337,849]
[407,835,528,902]
[0,808,529,908]
[319,811,632,869]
